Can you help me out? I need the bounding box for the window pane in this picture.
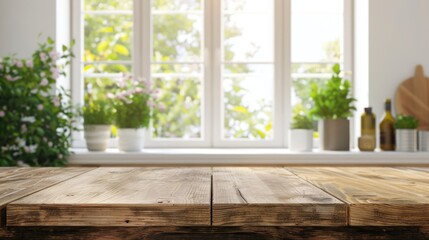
[222,0,275,141]
[152,14,203,62]
[84,64,132,74]
[223,0,273,12]
[223,13,274,62]
[223,64,274,140]
[152,0,203,11]
[84,14,132,62]
[84,0,132,11]
[291,0,344,118]
[291,0,343,63]
[152,75,202,139]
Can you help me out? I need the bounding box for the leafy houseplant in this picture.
[310,64,356,151]
[110,74,159,151]
[395,115,419,152]
[289,112,314,152]
[0,38,75,166]
[82,97,114,151]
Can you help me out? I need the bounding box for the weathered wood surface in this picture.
[7,167,211,227]
[0,167,92,225]
[289,167,429,226]
[212,167,346,226]
[1,226,428,240]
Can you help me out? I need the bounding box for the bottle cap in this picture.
[364,107,372,114]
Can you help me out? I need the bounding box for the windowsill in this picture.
[69,148,429,166]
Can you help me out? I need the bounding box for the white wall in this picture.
[0,0,56,58]
[368,0,429,118]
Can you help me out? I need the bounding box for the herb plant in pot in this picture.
[289,112,314,152]
[310,64,356,151]
[82,98,114,151]
[111,74,155,152]
[395,115,418,152]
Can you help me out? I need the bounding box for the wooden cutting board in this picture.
[395,65,429,130]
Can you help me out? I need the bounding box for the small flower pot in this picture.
[418,130,429,152]
[319,119,350,151]
[396,129,417,152]
[289,129,313,152]
[117,128,145,152]
[84,125,111,152]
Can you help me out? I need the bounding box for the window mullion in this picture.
[283,0,292,148]
[212,0,222,147]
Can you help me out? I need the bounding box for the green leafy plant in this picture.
[310,64,356,119]
[291,113,314,130]
[83,98,114,125]
[0,38,75,166]
[394,115,419,129]
[111,75,161,129]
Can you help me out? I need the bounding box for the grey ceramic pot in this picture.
[319,119,350,151]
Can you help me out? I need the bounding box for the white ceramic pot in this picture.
[396,129,417,152]
[117,128,145,152]
[84,125,111,152]
[289,129,313,152]
[418,131,429,152]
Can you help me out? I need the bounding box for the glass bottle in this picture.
[379,99,395,151]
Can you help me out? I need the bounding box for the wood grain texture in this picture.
[7,167,211,227]
[212,167,346,226]
[289,167,429,226]
[0,167,93,225]
[395,65,429,130]
[1,226,428,240]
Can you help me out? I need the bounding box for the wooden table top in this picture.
[2,167,429,227]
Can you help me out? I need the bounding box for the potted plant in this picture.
[0,38,75,166]
[111,74,156,152]
[289,112,314,152]
[310,64,356,151]
[82,98,114,152]
[395,115,419,152]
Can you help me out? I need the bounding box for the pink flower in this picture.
[40,52,47,61]
[37,104,44,111]
[15,60,23,68]
[51,67,60,79]
[107,93,115,99]
[5,75,19,82]
[40,78,49,86]
[52,97,60,107]
[0,111,5,117]
[49,51,60,61]
[0,63,3,70]
[158,103,165,111]
[135,87,144,93]
[48,142,53,147]
[26,60,33,68]
[148,100,156,108]
[41,72,46,78]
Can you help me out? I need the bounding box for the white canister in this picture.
[396,129,417,152]
[289,129,313,152]
[117,128,145,152]
[418,131,429,152]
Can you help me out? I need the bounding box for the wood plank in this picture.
[7,167,211,227]
[1,226,427,240]
[289,167,429,226]
[212,167,346,226]
[0,167,93,225]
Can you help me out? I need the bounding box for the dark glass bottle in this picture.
[379,99,395,151]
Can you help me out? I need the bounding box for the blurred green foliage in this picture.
[394,115,419,129]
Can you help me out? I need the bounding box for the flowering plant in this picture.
[109,74,163,129]
[0,38,75,166]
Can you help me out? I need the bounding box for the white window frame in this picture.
[71,0,353,149]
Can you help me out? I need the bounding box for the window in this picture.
[72,0,352,148]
